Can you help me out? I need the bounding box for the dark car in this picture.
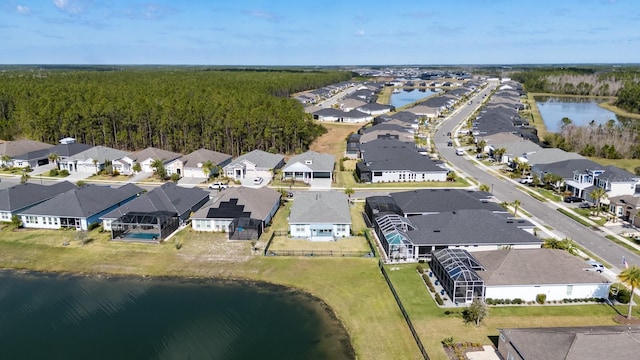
[564,196,583,203]
[579,202,593,208]
[447,140,453,146]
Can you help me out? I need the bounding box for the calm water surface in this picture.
[535,96,628,132]
[390,89,437,108]
[0,271,354,360]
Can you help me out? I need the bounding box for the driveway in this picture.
[309,178,332,190]
[178,176,206,187]
[240,171,272,188]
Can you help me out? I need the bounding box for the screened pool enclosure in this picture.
[111,211,179,242]
[430,249,485,304]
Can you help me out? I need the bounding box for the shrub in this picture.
[59,169,70,176]
[435,293,444,305]
[617,288,631,304]
[485,298,494,305]
[112,169,120,177]
[416,264,424,274]
[536,294,547,304]
[48,169,59,176]
[441,336,455,347]
[512,298,523,304]
[422,274,435,292]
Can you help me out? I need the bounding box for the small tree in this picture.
[92,159,99,174]
[201,160,214,179]
[170,173,180,183]
[618,265,640,319]
[446,171,457,182]
[132,162,142,173]
[590,187,608,217]
[20,171,30,184]
[463,298,488,326]
[479,184,490,193]
[10,215,22,229]
[48,152,60,169]
[344,187,354,199]
[512,199,521,218]
[76,230,90,246]
[1,154,11,167]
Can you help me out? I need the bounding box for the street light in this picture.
[491,183,494,195]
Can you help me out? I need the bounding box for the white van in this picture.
[455,148,464,156]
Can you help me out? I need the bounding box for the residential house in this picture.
[61,146,130,174]
[357,138,448,183]
[608,195,640,224]
[0,182,77,222]
[387,189,501,217]
[312,108,344,122]
[191,186,281,240]
[341,109,372,123]
[345,133,361,159]
[356,103,394,116]
[430,248,609,304]
[531,158,602,191]
[289,191,351,241]
[19,183,143,231]
[373,209,541,261]
[101,182,209,240]
[113,147,182,175]
[282,151,334,183]
[360,123,414,144]
[338,98,367,112]
[0,140,53,167]
[406,104,440,119]
[47,139,93,172]
[166,148,232,178]
[223,150,285,181]
[497,326,640,360]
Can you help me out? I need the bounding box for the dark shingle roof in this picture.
[20,183,143,218]
[0,182,77,212]
[191,186,281,221]
[534,159,605,179]
[405,209,540,246]
[101,182,208,219]
[359,138,445,172]
[390,189,500,215]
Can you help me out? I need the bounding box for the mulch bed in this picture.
[613,314,640,325]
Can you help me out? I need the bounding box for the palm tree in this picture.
[201,160,214,179]
[512,199,521,218]
[618,265,640,319]
[20,170,30,184]
[48,153,60,169]
[590,187,608,217]
[492,147,506,163]
[132,162,142,173]
[1,154,11,167]
[92,159,99,174]
[476,139,486,154]
[344,187,354,199]
[150,159,167,180]
[479,184,490,192]
[446,171,457,182]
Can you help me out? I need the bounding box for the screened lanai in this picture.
[111,211,179,242]
[430,248,485,304]
[374,213,416,261]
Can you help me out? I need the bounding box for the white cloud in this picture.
[16,5,31,14]
[356,29,365,36]
[53,0,85,15]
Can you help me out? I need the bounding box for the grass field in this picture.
[309,122,362,160]
[588,157,640,174]
[385,264,632,360]
[0,225,422,360]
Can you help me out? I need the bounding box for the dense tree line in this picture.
[0,69,351,155]
[511,67,640,97]
[615,82,640,114]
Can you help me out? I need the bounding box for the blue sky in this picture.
[1,0,638,65]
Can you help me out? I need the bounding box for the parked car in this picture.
[518,176,533,184]
[584,260,604,273]
[208,182,228,190]
[455,148,464,156]
[253,177,264,185]
[579,202,593,209]
[564,196,583,203]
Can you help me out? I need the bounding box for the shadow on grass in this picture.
[488,335,499,348]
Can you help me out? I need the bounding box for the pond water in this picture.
[390,89,437,108]
[535,96,628,132]
[0,271,354,360]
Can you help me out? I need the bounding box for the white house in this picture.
[113,147,182,175]
[282,151,334,183]
[63,146,130,174]
[165,148,232,178]
[223,150,285,181]
[289,191,351,241]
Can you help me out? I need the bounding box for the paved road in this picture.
[434,84,640,273]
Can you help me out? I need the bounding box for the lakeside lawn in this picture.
[588,157,640,175]
[0,224,422,360]
[384,264,632,360]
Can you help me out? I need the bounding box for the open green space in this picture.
[385,264,632,360]
[588,157,640,175]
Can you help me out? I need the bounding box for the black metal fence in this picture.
[265,249,373,257]
[378,260,430,360]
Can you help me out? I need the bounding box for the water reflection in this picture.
[535,96,632,132]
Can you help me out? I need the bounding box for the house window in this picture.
[336,224,346,232]
[566,285,573,295]
[499,333,505,343]
[295,225,305,232]
[373,171,383,177]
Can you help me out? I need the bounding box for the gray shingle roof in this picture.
[191,186,281,221]
[405,209,540,246]
[390,189,501,215]
[225,150,285,170]
[100,182,208,220]
[0,182,77,212]
[534,159,605,179]
[289,191,351,224]
[178,149,232,168]
[47,142,93,157]
[284,151,334,172]
[0,140,53,157]
[20,183,143,218]
[68,146,130,162]
[359,138,447,173]
[129,147,182,162]
[473,248,608,286]
[500,326,640,360]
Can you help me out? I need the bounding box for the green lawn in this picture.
[588,157,640,175]
[385,264,631,360]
